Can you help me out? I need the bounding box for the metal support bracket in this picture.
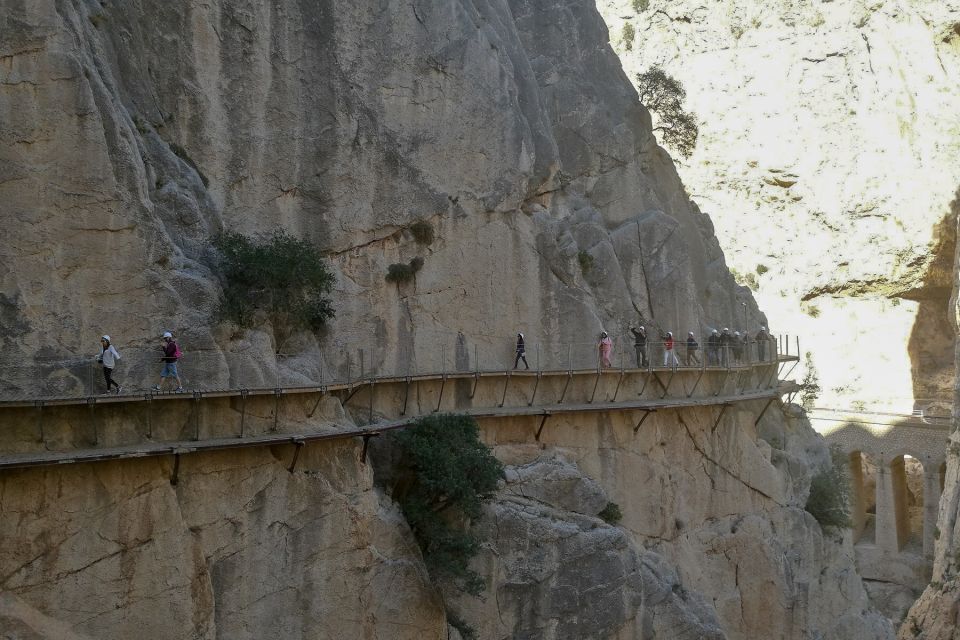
[499,372,512,408]
[712,404,730,432]
[634,409,656,433]
[239,389,249,437]
[638,371,651,396]
[660,370,675,399]
[558,372,572,404]
[288,439,305,473]
[170,453,181,486]
[272,388,282,433]
[535,412,551,441]
[87,397,97,446]
[469,372,480,400]
[435,375,447,413]
[528,372,542,407]
[714,371,730,397]
[34,400,44,443]
[401,377,411,416]
[192,391,203,441]
[144,393,153,439]
[754,398,776,426]
[687,369,705,398]
[651,373,668,398]
[588,372,602,404]
[611,370,625,402]
[306,386,327,418]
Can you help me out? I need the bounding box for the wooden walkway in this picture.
[0,356,798,409]
[0,381,799,472]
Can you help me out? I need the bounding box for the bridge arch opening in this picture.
[889,454,925,552]
[849,451,877,545]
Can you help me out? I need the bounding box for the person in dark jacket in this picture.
[707,330,720,366]
[732,331,744,364]
[513,333,529,370]
[152,331,183,392]
[756,326,770,361]
[719,328,733,367]
[685,331,700,366]
[629,325,648,368]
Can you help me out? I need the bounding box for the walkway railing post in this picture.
[360,349,365,379]
[567,344,572,372]
[536,344,540,372]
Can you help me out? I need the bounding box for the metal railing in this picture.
[0,330,791,402]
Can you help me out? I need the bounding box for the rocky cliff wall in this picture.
[1,0,761,393]
[599,0,960,414]
[0,0,898,638]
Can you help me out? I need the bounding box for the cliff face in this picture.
[0,0,897,638]
[1,0,760,393]
[599,0,960,414]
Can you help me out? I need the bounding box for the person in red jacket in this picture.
[662,331,679,369]
[152,331,183,392]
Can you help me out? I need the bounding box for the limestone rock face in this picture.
[0,441,445,639]
[0,0,759,397]
[453,408,894,640]
[599,0,960,413]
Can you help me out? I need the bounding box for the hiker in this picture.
[97,335,122,394]
[153,331,183,392]
[513,332,529,370]
[662,331,679,369]
[741,331,752,363]
[707,329,720,366]
[629,325,648,368]
[732,331,744,364]
[598,331,613,368]
[756,326,770,361]
[685,331,700,366]
[719,328,733,367]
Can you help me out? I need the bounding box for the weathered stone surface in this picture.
[0,0,760,397]
[599,0,960,413]
[0,441,445,639]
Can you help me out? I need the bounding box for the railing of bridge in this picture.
[0,331,796,402]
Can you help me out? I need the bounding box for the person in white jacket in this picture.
[97,335,122,394]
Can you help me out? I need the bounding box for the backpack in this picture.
[173,342,183,359]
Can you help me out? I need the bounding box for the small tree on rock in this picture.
[800,351,821,411]
[636,65,699,158]
[389,413,504,596]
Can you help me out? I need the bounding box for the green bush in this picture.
[636,66,699,158]
[755,263,769,275]
[803,303,821,318]
[390,414,504,596]
[409,220,435,245]
[386,257,425,284]
[599,502,622,524]
[214,230,335,332]
[577,250,595,274]
[805,445,852,530]
[622,23,636,50]
[632,0,649,11]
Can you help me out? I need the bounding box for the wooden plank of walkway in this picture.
[0,357,795,409]
[0,382,799,472]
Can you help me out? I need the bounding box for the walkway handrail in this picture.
[0,332,793,404]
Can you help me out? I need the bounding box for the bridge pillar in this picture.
[849,452,867,543]
[923,468,942,558]
[875,460,900,553]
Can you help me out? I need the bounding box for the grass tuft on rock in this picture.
[598,502,622,524]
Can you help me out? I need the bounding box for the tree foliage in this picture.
[622,23,636,50]
[800,351,821,410]
[805,445,852,530]
[409,220,435,245]
[635,66,699,158]
[390,413,504,596]
[386,256,425,284]
[214,230,335,334]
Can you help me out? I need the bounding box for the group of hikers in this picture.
[95,332,184,394]
[513,326,774,370]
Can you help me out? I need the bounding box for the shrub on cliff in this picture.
[622,23,636,50]
[214,230,335,333]
[800,352,821,410]
[389,413,504,596]
[385,256,424,284]
[409,220,435,245]
[636,65,699,158]
[806,445,852,530]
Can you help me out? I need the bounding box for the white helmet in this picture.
[101,335,111,342]
[162,331,173,339]
[667,331,673,336]
[688,331,695,336]
[734,331,741,336]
